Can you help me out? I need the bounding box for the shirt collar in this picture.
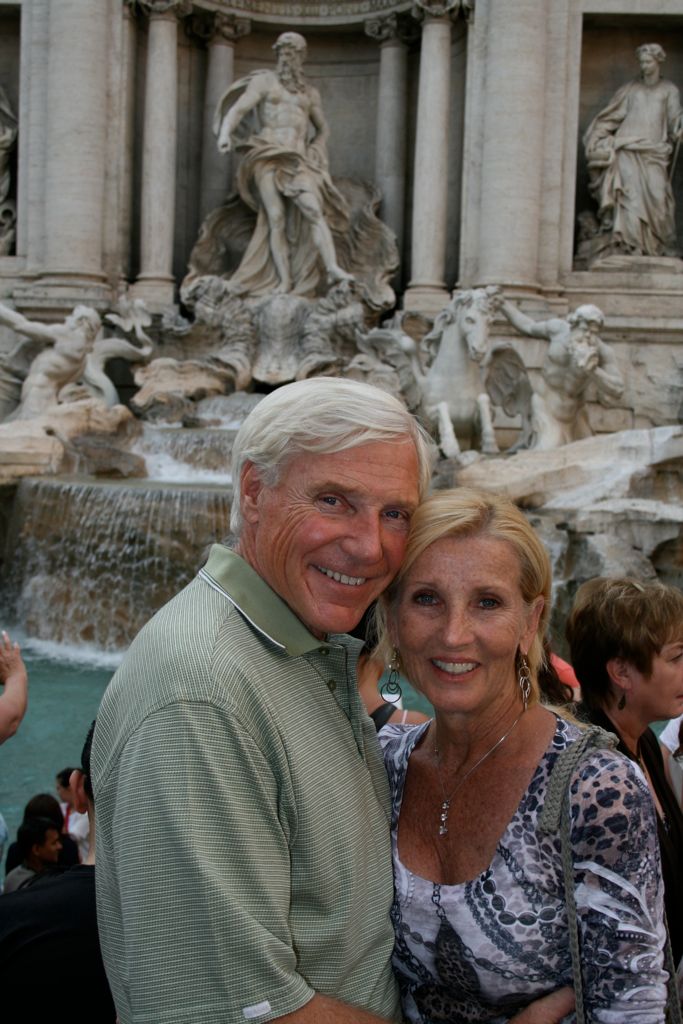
[199,544,333,657]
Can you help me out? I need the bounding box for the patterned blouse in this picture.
[380,716,668,1023]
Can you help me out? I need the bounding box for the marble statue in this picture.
[417,287,502,460]
[0,87,17,257]
[213,31,353,296]
[0,303,101,420]
[582,43,683,261]
[491,299,625,450]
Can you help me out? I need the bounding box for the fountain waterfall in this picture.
[0,477,232,651]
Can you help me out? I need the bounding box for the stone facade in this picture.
[0,0,682,431]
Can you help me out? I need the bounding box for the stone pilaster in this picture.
[199,12,251,222]
[403,0,461,314]
[133,0,190,310]
[365,14,409,258]
[474,0,547,288]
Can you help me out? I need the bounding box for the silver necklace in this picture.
[433,710,525,838]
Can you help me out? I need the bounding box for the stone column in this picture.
[133,0,189,310]
[365,15,408,256]
[37,0,109,304]
[474,0,547,287]
[404,1,460,314]
[199,13,251,221]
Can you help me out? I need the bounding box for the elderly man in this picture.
[93,377,431,1023]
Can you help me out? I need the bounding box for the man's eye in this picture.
[319,495,341,507]
[384,509,408,521]
[479,597,499,610]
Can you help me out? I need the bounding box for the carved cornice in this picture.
[187,1,416,28]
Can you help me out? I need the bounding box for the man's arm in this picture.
[0,631,28,743]
[499,299,553,341]
[0,302,56,344]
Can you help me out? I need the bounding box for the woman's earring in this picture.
[518,653,531,711]
[380,648,403,704]
[617,691,626,710]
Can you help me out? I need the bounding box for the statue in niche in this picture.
[581,43,683,263]
[0,86,18,257]
[489,299,625,450]
[213,31,354,296]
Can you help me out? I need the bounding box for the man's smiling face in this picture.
[237,440,420,638]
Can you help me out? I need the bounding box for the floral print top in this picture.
[380,716,668,1024]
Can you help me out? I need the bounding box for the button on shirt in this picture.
[92,545,399,1024]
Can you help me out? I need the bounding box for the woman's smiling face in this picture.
[390,532,543,718]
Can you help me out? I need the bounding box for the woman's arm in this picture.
[570,752,669,1023]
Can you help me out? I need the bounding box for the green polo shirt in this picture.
[93,545,400,1024]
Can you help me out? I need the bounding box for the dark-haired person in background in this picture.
[3,817,61,893]
[0,722,115,1020]
[566,576,683,975]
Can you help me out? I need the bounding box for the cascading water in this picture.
[0,477,232,651]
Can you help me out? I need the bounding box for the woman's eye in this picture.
[413,592,437,606]
[479,597,499,610]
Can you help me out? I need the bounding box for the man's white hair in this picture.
[230,377,435,536]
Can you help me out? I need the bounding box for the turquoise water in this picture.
[0,638,116,863]
[0,638,430,866]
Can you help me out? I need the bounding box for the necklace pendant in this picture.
[438,800,450,837]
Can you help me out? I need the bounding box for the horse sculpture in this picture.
[419,286,501,459]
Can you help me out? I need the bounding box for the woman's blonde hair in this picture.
[375,488,552,704]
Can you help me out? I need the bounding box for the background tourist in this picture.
[0,630,27,744]
[0,722,115,1020]
[566,576,683,971]
[56,765,90,859]
[5,794,79,874]
[3,817,62,893]
[376,489,667,1022]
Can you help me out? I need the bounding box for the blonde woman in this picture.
[376,489,668,1023]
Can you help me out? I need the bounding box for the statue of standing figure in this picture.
[213,31,353,297]
[582,43,683,261]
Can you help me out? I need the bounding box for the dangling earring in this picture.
[380,647,403,704]
[617,691,627,710]
[518,653,531,711]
